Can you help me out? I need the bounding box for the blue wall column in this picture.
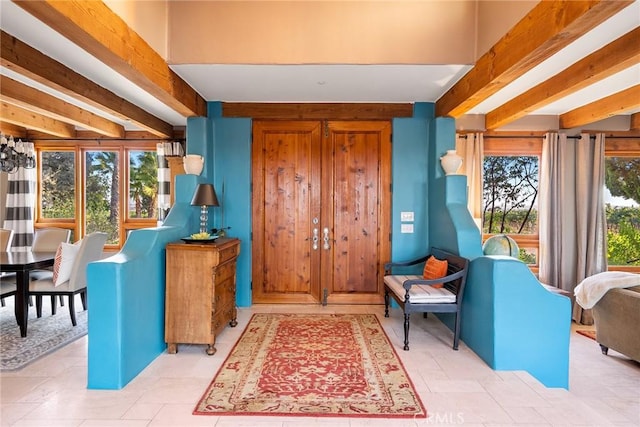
[210,104,252,307]
[428,117,483,259]
[390,103,433,263]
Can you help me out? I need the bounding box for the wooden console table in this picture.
[164,238,240,355]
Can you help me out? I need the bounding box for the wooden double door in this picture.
[252,120,391,305]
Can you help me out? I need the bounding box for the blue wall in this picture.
[390,106,431,263]
[194,102,441,305]
[86,101,569,390]
[212,114,252,306]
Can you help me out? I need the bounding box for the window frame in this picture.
[604,138,640,273]
[479,133,639,274]
[482,134,543,274]
[35,139,159,251]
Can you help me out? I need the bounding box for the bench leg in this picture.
[403,312,410,351]
[384,289,390,317]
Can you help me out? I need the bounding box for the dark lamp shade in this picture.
[191,183,219,207]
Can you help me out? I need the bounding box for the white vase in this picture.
[440,149,463,175]
[183,154,204,175]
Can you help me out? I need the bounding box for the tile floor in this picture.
[1,302,639,426]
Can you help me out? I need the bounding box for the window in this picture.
[481,136,542,270]
[36,140,159,250]
[85,150,120,245]
[128,150,158,220]
[40,151,75,220]
[604,155,640,269]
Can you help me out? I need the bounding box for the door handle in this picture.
[312,228,319,250]
[323,227,331,250]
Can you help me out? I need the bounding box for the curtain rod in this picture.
[28,138,184,142]
[458,134,638,139]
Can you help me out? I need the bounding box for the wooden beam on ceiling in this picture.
[1,102,76,138]
[631,113,640,131]
[435,0,633,118]
[0,121,27,138]
[1,31,174,138]
[486,27,640,130]
[14,0,207,118]
[0,75,125,138]
[559,85,640,129]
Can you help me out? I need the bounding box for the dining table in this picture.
[1,251,56,337]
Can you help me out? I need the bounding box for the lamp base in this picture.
[200,206,208,234]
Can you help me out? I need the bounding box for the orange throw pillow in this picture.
[422,256,448,288]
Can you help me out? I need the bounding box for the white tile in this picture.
[2,305,640,427]
[147,403,217,426]
[120,402,163,420]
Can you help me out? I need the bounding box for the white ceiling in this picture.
[1,0,639,130]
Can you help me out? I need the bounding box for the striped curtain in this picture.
[3,164,36,251]
[156,143,171,224]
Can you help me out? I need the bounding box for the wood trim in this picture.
[35,141,159,245]
[436,0,633,117]
[222,103,413,120]
[604,139,640,155]
[0,75,125,138]
[486,27,640,129]
[13,1,206,118]
[1,30,174,138]
[560,84,640,129]
[631,113,640,131]
[468,132,545,155]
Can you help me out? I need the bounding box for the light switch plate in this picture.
[400,224,414,233]
[400,211,414,222]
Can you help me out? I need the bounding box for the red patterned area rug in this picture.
[194,313,426,418]
[576,329,597,341]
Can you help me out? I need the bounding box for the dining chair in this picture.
[32,227,72,252]
[30,227,73,309]
[0,278,17,310]
[30,232,107,326]
[0,228,16,307]
[0,228,14,251]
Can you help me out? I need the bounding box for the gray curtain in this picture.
[2,161,36,252]
[539,133,607,325]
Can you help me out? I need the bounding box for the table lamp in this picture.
[191,183,219,234]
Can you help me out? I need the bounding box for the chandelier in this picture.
[0,133,35,173]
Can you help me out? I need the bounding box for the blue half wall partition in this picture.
[462,256,571,388]
[419,116,570,389]
[87,174,203,389]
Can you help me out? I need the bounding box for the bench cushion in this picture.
[384,275,456,303]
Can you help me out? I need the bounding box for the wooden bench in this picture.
[384,248,470,350]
